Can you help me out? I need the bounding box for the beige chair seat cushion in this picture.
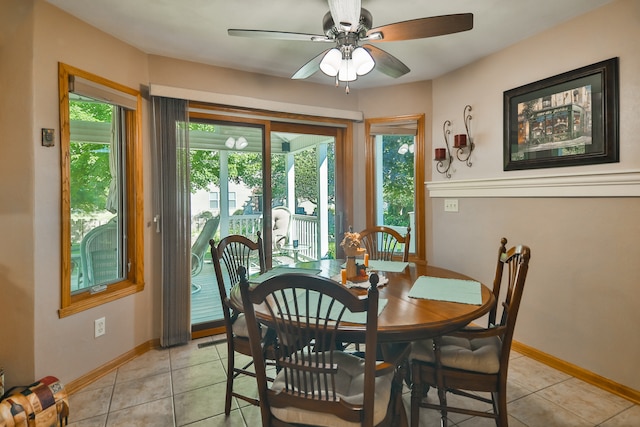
[231,313,267,339]
[410,335,502,374]
[270,351,393,427]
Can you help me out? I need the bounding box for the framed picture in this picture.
[503,57,619,171]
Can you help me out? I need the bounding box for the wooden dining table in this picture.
[228,259,495,344]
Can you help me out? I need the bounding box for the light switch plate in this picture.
[444,199,459,212]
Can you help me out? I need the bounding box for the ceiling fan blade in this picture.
[328,0,361,32]
[228,29,330,42]
[291,48,331,80]
[362,45,410,78]
[367,13,473,42]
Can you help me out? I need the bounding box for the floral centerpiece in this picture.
[340,231,366,279]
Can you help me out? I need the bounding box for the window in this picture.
[58,63,144,317]
[209,191,219,209]
[365,115,425,261]
[228,192,237,209]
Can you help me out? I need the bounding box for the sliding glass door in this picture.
[187,114,347,335]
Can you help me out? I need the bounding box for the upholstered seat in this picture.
[270,351,394,427]
[410,335,501,374]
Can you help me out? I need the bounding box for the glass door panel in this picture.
[188,120,264,328]
[269,131,336,267]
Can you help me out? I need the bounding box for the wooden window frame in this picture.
[58,63,144,318]
[364,114,426,262]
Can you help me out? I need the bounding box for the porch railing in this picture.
[223,213,319,261]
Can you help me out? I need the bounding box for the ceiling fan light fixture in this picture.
[338,59,357,82]
[352,46,374,75]
[225,137,235,149]
[319,48,342,76]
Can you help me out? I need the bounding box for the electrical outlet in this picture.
[95,317,106,338]
[444,199,459,212]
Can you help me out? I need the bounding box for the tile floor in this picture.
[66,335,640,426]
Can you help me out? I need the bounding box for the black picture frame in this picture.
[503,57,619,171]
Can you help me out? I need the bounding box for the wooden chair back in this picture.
[358,226,411,262]
[493,242,531,369]
[239,269,384,426]
[209,233,267,414]
[210,233,265,337]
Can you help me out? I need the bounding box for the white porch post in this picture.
[219,150,230,236]
[374,135,384,225]
[317,142,328,259]
[286,152,295,240]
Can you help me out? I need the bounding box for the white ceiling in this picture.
[46,0,612,90]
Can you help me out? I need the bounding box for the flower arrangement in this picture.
[340,231,362,252]
[341,231,366,260]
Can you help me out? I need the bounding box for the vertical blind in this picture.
[152,96,191,347]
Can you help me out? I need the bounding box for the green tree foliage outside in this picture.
[69,100,113,214]
[381,135,414,227]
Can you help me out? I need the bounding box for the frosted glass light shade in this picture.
[225,137,235,149]
[338,59,357,81]
[352,47,374,75]
[320,48,342,77]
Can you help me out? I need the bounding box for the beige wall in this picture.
[0,0,37,386]
[1,0,637,395]
[429,0,640,390]
[0,1,157,386]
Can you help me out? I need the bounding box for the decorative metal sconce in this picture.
[435,120,454,178]
[454,105,474,167]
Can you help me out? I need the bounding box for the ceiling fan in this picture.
[228,0,473,92]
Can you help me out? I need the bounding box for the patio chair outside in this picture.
[191,216,220,276]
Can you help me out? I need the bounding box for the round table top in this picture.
[229,259,495,343]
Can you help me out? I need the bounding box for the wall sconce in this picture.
[454,105,474,167]
[435,120,453,179]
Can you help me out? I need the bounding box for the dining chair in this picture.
[210,232,274,416]
[238,268,406,427]
[409,238,531,427]
[358,226,411,262]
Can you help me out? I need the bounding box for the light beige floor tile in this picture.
[459,414,528,426]
[110,372,172,412]
[105,396,174,427]
[187,408,246,427]
[508,393,593,426]
[67,414,108,427]
[116,349,171,383]
[401,390,460,426]
[174,381,233,426]
[170,339,221,370]
[536,377,633,425]
[68,385,113,423]
[508,356,571,392]
[230,374,260,409]
[171,359,227,395]
[240,404,262,426]
[600,404,640,426]
[80,371,116,393]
